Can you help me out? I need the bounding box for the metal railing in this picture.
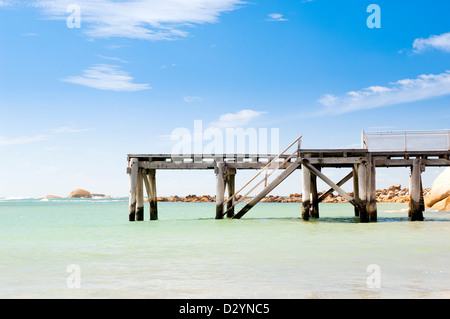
[362,130,450,151]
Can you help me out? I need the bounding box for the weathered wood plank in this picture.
[302,161,356,205]
[318,171,353,203]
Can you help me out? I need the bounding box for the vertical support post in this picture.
[353,164,360,217]
[408,170,412,218]
[358,162,369,223]
[136,168,144,221]
[148,169,158,220]
[215,163,226,219]
[310,165,320,218]
[301,164,311,220]
[128,158,138,221]
[226,168,236,218]
[367,158,377,222]
[419,182,425,212]
[410,158,424,221]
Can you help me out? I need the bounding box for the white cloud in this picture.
[316,71,450,115]
[210,109,267,128]
[33,0,244,40]
[0,135,50,146]
[267,13,288,22]
[413,32,450,53]
[62,64,150,91]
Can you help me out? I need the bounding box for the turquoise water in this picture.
[0,198,449,299]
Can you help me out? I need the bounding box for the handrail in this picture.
[362,129,450,151]
[228,151,298,207]
[221,135,302,211]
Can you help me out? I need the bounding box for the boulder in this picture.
[68,189,92,198]
[425,168,450,208]
[387,184,401,192]
[431,196,450,212]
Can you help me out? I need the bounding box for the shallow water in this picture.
[0,198,449,298]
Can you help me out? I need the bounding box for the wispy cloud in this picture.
[97,55,128,64]
[413,32,450,53]
[160,64,177,69]
[316,71,450,115]
[33,0,244,41]
[62,64,150,91]
[210,109,267,128]
[0,134,50,146]
[21,32,39,37]
[266,13,288,22]
[183,95,203,103]
[0,125,94,147]
[50,126,93,133]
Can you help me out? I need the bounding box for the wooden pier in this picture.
[127,132,450,223]
[126,151,450,223]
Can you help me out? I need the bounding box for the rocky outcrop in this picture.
[67,189,92,198]
[425,168,450,211]
[153,185,433,205]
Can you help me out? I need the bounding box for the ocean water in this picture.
[0,198,449,299]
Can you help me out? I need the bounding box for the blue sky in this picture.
[0,0,449,197]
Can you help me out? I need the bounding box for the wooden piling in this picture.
[419,176,425,212]
[301,163,311,220]
[310,166,320,218]
[408,170,412,218]
[410,158,424,221]
[148,169,158,220]
[367,159,377,222]
[226,169,236,218]
[128,158,138,221]
[136,169,144,221]
[215,163,226,219]
[358,162,369,223]
[353,164,360,217]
